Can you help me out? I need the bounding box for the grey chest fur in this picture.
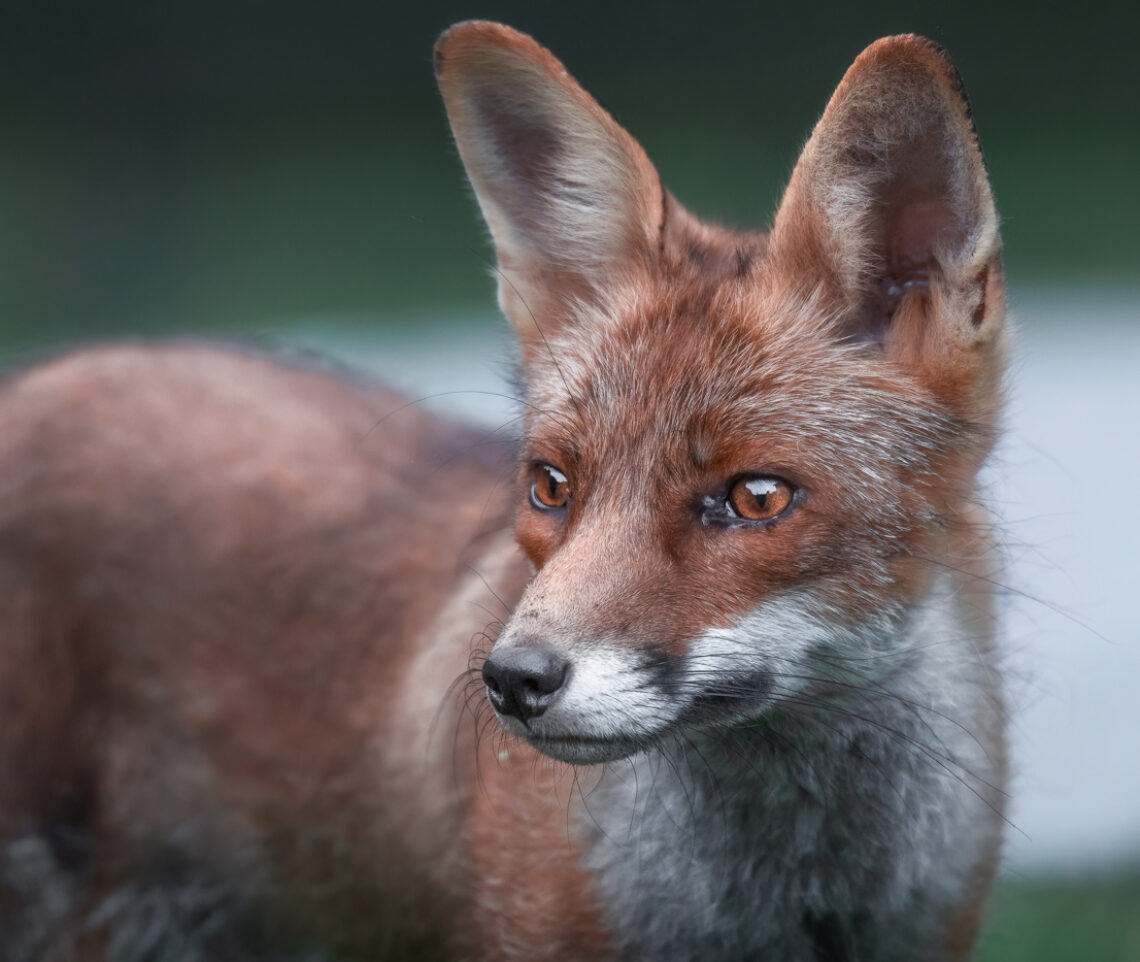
[579,694,998,962]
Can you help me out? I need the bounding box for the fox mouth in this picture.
[489,700,667,764]
[525,731,652,765]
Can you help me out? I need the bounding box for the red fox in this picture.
[0,20,1007,962]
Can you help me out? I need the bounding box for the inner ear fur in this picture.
[434,21,664,345]
[771,35,1003,358]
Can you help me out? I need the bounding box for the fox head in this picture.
[435,22,1005,764]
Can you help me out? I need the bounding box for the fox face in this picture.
[495,295,970,764]
[435,23,1005,765]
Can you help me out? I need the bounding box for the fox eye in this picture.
[726,475,795,522]
[529,463,570,511]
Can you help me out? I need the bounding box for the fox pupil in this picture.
[746,479,774,509]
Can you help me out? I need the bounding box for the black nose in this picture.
[482,644,569,723]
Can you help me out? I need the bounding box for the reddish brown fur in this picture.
[470,748,612,959]
[0,346,527,957]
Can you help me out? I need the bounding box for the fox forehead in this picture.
[519,276,961,499]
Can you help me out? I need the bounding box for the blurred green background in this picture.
[2,2,1137,957]
[2,1,1137,355]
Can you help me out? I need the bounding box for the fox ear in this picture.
[434,21,663,346]
[770,36,1003,360]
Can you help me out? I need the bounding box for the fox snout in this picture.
[482,642,570,724]
[480,595,690,764]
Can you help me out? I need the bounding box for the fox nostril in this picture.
[482,644,569,722]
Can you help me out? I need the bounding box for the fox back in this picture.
[0,22,1007,962]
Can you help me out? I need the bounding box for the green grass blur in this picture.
[2,2,1137,357]
[980,872,1140,962]
[3,93,1135,358]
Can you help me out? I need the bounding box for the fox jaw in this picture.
[435,24,1004,766]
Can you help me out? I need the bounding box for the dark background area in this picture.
[1,1,1137,355]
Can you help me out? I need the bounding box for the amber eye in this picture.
[726,475,795,522]
[529,463,570,510]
